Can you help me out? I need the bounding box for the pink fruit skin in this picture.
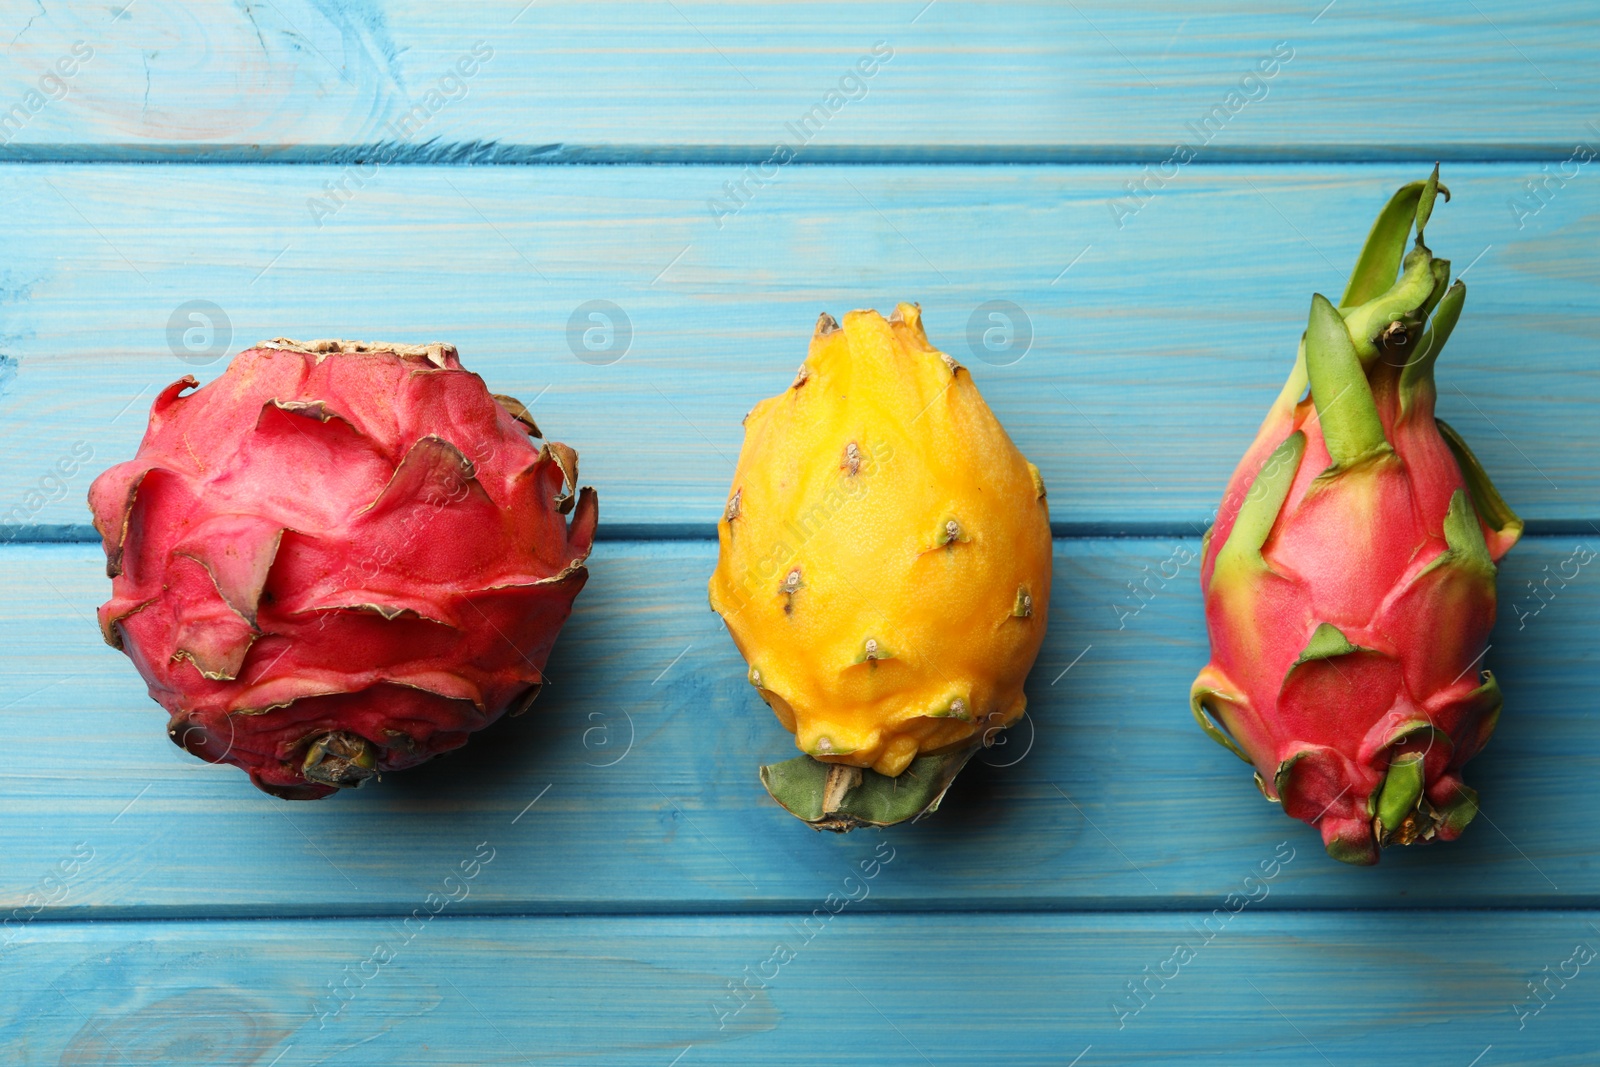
[89,340,596,799]
[1195,357,1518,862]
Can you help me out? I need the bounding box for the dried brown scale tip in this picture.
[261,338,456,368]
[1377,809,1422,847]
[726,489,742,523]
[1376,321,1413,367]
[302,731,380,789]
[493,394,542,438]
[843,442,862,475]
[1373,793,1446,848]
[853,637,894,665]
[542,441,581,514]
[792,366,810,389]
[172,648,247,682]
[508,682,543,717]
[780,567,803,613]
[815,312,840,335]
[383,729,420,756]
[1012,588,1034,618]
[271,399,341,423]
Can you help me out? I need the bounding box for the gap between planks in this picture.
[16,905,1600,929]
[5,522,1599,545]
[1,146,1596,166]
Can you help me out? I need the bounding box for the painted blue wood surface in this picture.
[1,164,1595,533]
[0,1,1596,159]
[2,539,1597,920]
[6,913,1600,1065]
[2,1,1597,1063]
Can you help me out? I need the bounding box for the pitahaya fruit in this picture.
[90,338,596,799]
[709,305,1052,830]
[1191,169,1522,864]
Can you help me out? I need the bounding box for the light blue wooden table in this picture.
[3,2,1598,1063]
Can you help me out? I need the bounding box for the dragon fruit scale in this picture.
[90,338,596,799]
[709,305,1052,830]
[1191,169,1522,864]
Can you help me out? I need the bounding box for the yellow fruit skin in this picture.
[708,304,1052,778]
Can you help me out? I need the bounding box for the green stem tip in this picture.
[1340,172,1450,309]
[1414,163,1444,245]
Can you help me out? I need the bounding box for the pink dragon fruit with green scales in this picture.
[1191,168,1522,864]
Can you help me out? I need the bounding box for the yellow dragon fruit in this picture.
[708,305,1052,829]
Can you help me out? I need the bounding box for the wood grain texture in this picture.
[2,163,1594,533]
[3,537,1594,917]
[0,1,1596,159]
[5,911,1599,1065]
[3,4,1595,1059]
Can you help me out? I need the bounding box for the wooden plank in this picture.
[1,163,1594,533]
[4,911,1599,1064]
[1,1,1596,158]
[3,536,1595,917]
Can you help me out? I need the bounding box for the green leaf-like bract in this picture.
[760,745,980,831]
[1305,294,1390,466]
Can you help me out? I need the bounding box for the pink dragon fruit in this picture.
[1191,169,1522,864]
[90,338,596,799]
